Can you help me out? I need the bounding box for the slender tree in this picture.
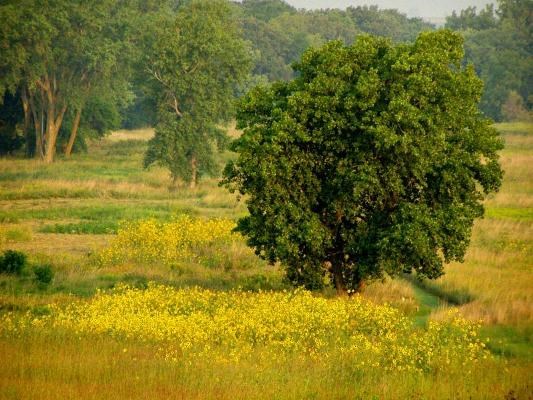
[144,0,251,188]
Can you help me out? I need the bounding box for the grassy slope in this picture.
[0,123,531,398]
[424,123,533,359]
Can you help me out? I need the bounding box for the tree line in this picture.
[445,1,532,121]
[0,0,531,166]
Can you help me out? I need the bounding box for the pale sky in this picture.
[275,1,494,22]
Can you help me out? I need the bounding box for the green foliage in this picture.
[58,94,124,153]
[446,0,532,121]
[239,3,433,84]
[240,17,294,81]
[0,250,27,275]
[445,5,498,31]
[501,91,532,122]
[144,0,251,186]
[223,30,504,294]
[34,264,54,286]
[0,0,138,161]
[145,113,226,184]
[346,5,434,42]
[240,0,295,22]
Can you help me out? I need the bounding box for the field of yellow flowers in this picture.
[1,284,488,371]
[1,281,529,399]
[97,216,239,266]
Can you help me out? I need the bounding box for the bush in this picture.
[34,264,54,286]
[0,250,27,274]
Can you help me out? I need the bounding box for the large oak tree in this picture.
[223,30,504,295]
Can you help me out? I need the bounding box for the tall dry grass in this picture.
[424,125,533,328]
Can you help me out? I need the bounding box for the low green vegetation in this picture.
[0,250,27,275]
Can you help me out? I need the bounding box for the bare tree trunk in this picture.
[43,104,67,164]
[64,107,82,157]
[189,155,197,189]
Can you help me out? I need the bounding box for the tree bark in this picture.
[330,261,365,296]
[21,89,33,157]
[356,280,366,293]
[64,107,82,157]
[43,103,67,164]
[189,155,197,189]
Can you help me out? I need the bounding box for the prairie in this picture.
[0,122,531,398]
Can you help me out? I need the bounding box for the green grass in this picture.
[485,207,533,221]
[39,221,119,235]
[494,121,533,135]
[481,325,533,360]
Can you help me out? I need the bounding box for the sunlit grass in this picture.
[0,335,529,400]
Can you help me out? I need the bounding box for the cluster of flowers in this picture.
[1,284,489,371]
[97,216,238,266]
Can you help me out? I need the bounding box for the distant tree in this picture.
[346,5,434,42]
[241,17,294,81]
[223,31,503,295]
[144,0,251,188]
[119,0,178,130]
[240,0,295,22]
[501,90,531,121]
[58,91,128,154]
[445,0,532,120]
[0,92,24,156]
[270,10,359,45]
[446,5,498,31]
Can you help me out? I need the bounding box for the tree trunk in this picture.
[169,174,179,191]
[43,104,67,164]
[28,92,43,159]
[189,155,197,189]
[331,262,348,296]
[64,107,82,157]
[331,261,365,296]
[21,89,33,157]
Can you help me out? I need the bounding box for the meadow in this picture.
[0,123,531,399]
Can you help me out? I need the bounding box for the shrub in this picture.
[34,264,54,285]
[0,250,27,274]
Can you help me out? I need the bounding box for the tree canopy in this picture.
[223,30,504,295]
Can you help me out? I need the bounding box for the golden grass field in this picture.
[0,122,531,399]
